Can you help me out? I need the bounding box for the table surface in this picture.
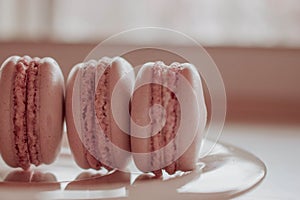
[0,122,298,199]
[220,123,300,200]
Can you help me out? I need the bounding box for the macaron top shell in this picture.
[0,56,64,169]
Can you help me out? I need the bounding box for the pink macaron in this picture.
[131,61,207,177]
[66,57,134,171]
[0,56,65,170]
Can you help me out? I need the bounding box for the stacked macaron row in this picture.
[0,55,206,177]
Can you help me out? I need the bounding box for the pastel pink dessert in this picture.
[131,61,207,177]
[66,57,134,170]
[0,56,64,170]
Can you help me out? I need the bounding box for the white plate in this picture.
[0,139,266,200]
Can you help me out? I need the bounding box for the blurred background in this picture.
[1,0,300,46]
[0,0,299,124]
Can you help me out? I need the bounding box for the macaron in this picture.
[66,57,134,171]
[0,56,64,170]
[131,61,207,177]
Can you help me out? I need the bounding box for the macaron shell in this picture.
[107,57,134,169]
[66,64,90,169]
[0,56,21,167]
[176,64,207,171]
[38,58,64,164]
[130,63,153,172]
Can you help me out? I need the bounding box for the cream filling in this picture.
[13,59,40,169]
[26,61,40,166]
